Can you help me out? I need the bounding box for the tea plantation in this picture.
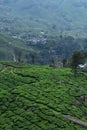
[0,62,87,130]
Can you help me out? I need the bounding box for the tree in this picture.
[70,51,85,74]
[13,48,23,63]
[30,53,35,64]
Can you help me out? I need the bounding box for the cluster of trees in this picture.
[70,51,86,71]
[69,51,87,76]
[13,47,87,75]
[49,50,87,76]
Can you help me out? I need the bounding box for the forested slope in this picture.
[0,0,87,36]
[0,33,87,64]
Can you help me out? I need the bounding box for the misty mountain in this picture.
[0,0,87,36]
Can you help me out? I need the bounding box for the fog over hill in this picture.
[0,0,87,36]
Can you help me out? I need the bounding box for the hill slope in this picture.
[0,0,87,36]
[0,62,87,129]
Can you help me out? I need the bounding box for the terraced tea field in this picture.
[0,62,87,130]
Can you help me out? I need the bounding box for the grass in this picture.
[0,62,87,129]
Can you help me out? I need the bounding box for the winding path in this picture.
[63,115,87,128]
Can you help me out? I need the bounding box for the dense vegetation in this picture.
[0,62,87,129]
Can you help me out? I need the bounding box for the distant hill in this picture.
[0,0,87,36]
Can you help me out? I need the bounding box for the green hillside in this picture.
[0,62,87,129]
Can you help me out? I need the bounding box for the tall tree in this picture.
[70,51,85,74]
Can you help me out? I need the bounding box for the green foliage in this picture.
[0,62,87,129]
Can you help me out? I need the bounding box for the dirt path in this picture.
[0,64,13,73]
[63,115,87,128]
